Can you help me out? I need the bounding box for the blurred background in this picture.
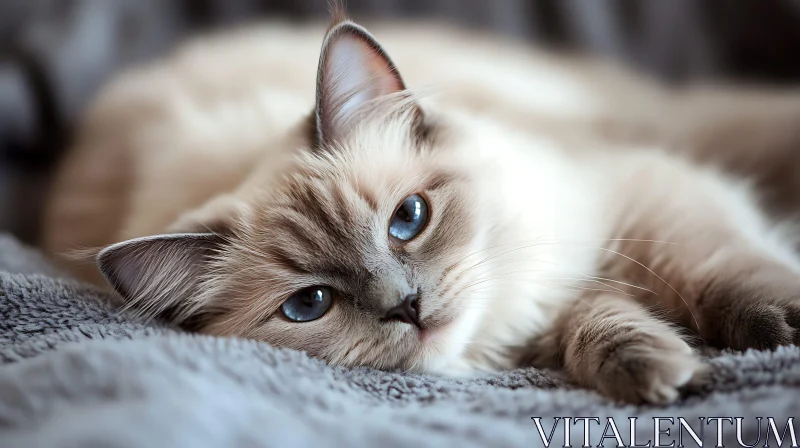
[2,0,800,245]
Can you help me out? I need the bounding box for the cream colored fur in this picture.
[43,19,800,404]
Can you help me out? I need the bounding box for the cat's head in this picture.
[97,19,493,373]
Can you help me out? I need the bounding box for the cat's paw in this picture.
[594,337,706,405]
[698,275,800,350]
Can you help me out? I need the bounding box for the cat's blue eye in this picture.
[389,194,429,243]
[281,286,334,322]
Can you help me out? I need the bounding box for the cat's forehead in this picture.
[279,122,439,215]
[235,146,462,277]
[240,154,419,278]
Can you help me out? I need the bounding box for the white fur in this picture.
[44,20,800,381]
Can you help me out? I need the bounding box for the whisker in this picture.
[580,275,656,294]
[454,237,679,281]
[592,246,700,331]
[478,241,697,328]
[466,280,636,298]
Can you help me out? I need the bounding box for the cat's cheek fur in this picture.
[242,311,416,370]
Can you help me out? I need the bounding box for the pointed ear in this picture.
[315,21,407,144]
[96,233,224,327]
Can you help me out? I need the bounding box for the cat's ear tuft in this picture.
[315,21,406,144]
[97,233,225,327]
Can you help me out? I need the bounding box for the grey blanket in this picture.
[1,233,799,448]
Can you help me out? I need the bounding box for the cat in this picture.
[42,11,800,404]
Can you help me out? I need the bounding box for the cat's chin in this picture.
[413,307,489,376]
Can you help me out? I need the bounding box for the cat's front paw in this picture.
[594,338,706,404]
[698,275,800,350]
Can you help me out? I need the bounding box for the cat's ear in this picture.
[315,21,407,144]
[97,233,224,327]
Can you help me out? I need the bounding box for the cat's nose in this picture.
[382,294,421,328]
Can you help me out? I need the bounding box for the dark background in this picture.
[2,0,800,244]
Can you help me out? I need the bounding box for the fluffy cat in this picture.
[42,13,800,404]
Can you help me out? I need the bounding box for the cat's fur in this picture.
[42,15,800,404]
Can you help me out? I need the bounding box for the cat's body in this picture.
[43,18,800,404]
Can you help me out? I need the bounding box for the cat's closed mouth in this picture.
[418,318,455,343]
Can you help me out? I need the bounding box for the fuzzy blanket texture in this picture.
[0,233,799,447]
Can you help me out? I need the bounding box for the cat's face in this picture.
[98,20,492,372]
[210,128,487,372]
